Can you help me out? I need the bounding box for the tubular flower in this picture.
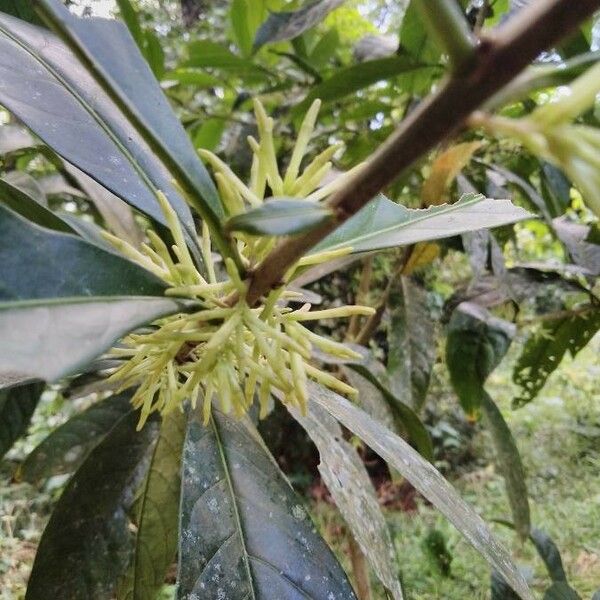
[104,100,373,428]
[472,61,600,218]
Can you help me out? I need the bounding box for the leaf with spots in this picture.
[512,307,600,407]
[178,406,357,599]
[118,409,186,600]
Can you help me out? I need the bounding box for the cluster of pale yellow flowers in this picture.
[473,61,600,218]
[104,100,372,428]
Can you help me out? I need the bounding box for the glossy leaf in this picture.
[313,193,532,255]
[446,302,515,416]
[0,11,201,254]
[296,56,434,113]
[293,402,404,599]
[387,276,435,411]
[309,382,534,600]
[513,308,600,407]
[481,392,530,539]
[254,0,346,49]
[0,296,185,383]
[226,198,333,236]
[25,409,158,600]
[178,407,357,599]
[119,409,186,600]
[35,0,224,223]
[0,382,44,459]
[0,204,166,301]
[18,393,132,484]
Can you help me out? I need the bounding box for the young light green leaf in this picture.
[254,0,346,50]
[292,402,404,599]
[0,382,44,459]
[25,410,158,600]
[309,382,534,600]
[225,198,333,236]
[184,39,262,71]
[313,193,532,255]
[119,409,186,600]
[178,406,357,599]
[481,392,530,539]
[18,393,132,484]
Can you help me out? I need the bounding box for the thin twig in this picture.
[240,0,600,308]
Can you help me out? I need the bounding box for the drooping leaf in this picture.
[313,193,532,255]
[512,307,600,407]
[26,409,159,600]
[446,302,515,416]
[491,570,521,599]
[254,0,346,50]
[0,11,201,255]
[178,407,357,599]
[35,0,224,224]
[296,56,435,114]
[119,409,186,600]
[0,175,74,233]
[0,204,166,301]
[0,297,186,383]
[529,529,567,582]
[0,382,44,459]
[18,393,132,484]
[293,402,404,599]
[481,392,530,539]
[387,276,436,411]
[225,198,333,236]
[309,382,534,600]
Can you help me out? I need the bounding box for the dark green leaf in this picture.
[313,193,532,255]
[446,302,515,416]
[0,175,74,233]
[491,570,520,599]
[543,582,581,600]
[226,198,333,236]
[481,392,530,539]
[0,382,44,459]
[295,56,435,113]
[387,276,435,411]
[193,118,226,152]
[0,296,186,382]
[231,0,267,57]
[18,393,132,484]
[0,204,166,301]
[115,0,144,49]
[0,0,43,24]
[513,308,600,407]
[0,10,202,255]
[530,529,567,582]
[164,67,220,87]
[254,0,345,50]
[293,402,403,599]
[185,39,262,71]
[309,382,533,600]
[142,30,165,79]
[25,410,158,600]
[119,409,186,600]
[178,407,357,599]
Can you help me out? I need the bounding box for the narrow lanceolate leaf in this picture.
[254,0,346,49]
[119,409,186,600]
[387,276,435,411]
[34,0,224,223]
[18,393,132,484]
[26,410,159,600]
[529,529,567,582]
[293,402,404,599]
[225,198,333,236]
[513,308,600,407]
[543,583,580,600]
[0,382,44,459]
[309,383,534,600]
[0,204,166,301]
[491,570,521,599]
[481,392,530,539]
[446,302,515,416]
[178,407,357,599]
[0,297,185,382]
[0,11,202,255]
[313,193,532,255]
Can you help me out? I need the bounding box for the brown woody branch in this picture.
[241,0,600,307]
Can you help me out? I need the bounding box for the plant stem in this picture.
[241,0,600,307]
[413,0,477,73]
